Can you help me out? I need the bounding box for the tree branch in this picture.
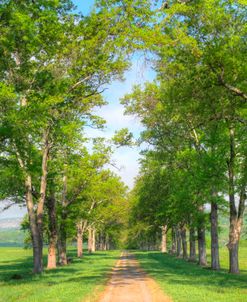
[69,75,92,92]
[217,70,247,101]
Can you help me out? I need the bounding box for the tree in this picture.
[122,0,246,273]
[0,0,130,273]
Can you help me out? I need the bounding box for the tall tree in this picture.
[0,0,130,273]
[122,0,246,273]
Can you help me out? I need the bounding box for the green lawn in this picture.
[0,247,120,302]
[135,242,247,302]
[1,244,247,302]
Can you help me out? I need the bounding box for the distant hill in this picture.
[0,217,25,246]
[0,217,22,229]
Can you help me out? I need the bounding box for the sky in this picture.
[0,0,155,219]
[84,58,155,187]
[73,1,155,188]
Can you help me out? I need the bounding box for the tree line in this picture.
[123,0,247,274]
[0,0,133,273]
[0,0,246,276]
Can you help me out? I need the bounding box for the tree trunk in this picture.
[25,175,43,273]
[228,216,242,273]
[16,152,43,273]
[198,225,207,266]
[77,221,83,258]
[228,236,239,274]
[36,129,50,270]
[88,226,92,253]
[181,226,187,259]
[176,228,182,257]
[210,201,220,270]
[161,225,167,253]
[77,220,87,257]
[58,209,68,265]
[47,193,57,269]
[99,232,104,250]
[103,239,107,251]
[189,227,196,261]
[106,233,109,250]
[96,232,99,250]
[171,226,177,255]
[17,89,44,274]
[226,126,246,274]
[92,227,96,252]
[58,174,68,265]
[58,235,67,265]
[103,233,108,251]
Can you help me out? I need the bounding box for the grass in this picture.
[0,247,120,302]
[1,241,246,302]
[135,241,247,302]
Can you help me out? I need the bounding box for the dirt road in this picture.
[98,251,171,302]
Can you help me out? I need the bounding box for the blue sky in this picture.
[73,0,94,15]
[0,0,155,219]
[71,1,155,189]
[85,58,155,187]
[75,1,155,188]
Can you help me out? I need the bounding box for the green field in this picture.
[1,243,247,302]
[0,247,120,302]
[135,241,247,302]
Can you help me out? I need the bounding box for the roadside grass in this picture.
[135,241,247,302]
[0,247,120,302]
